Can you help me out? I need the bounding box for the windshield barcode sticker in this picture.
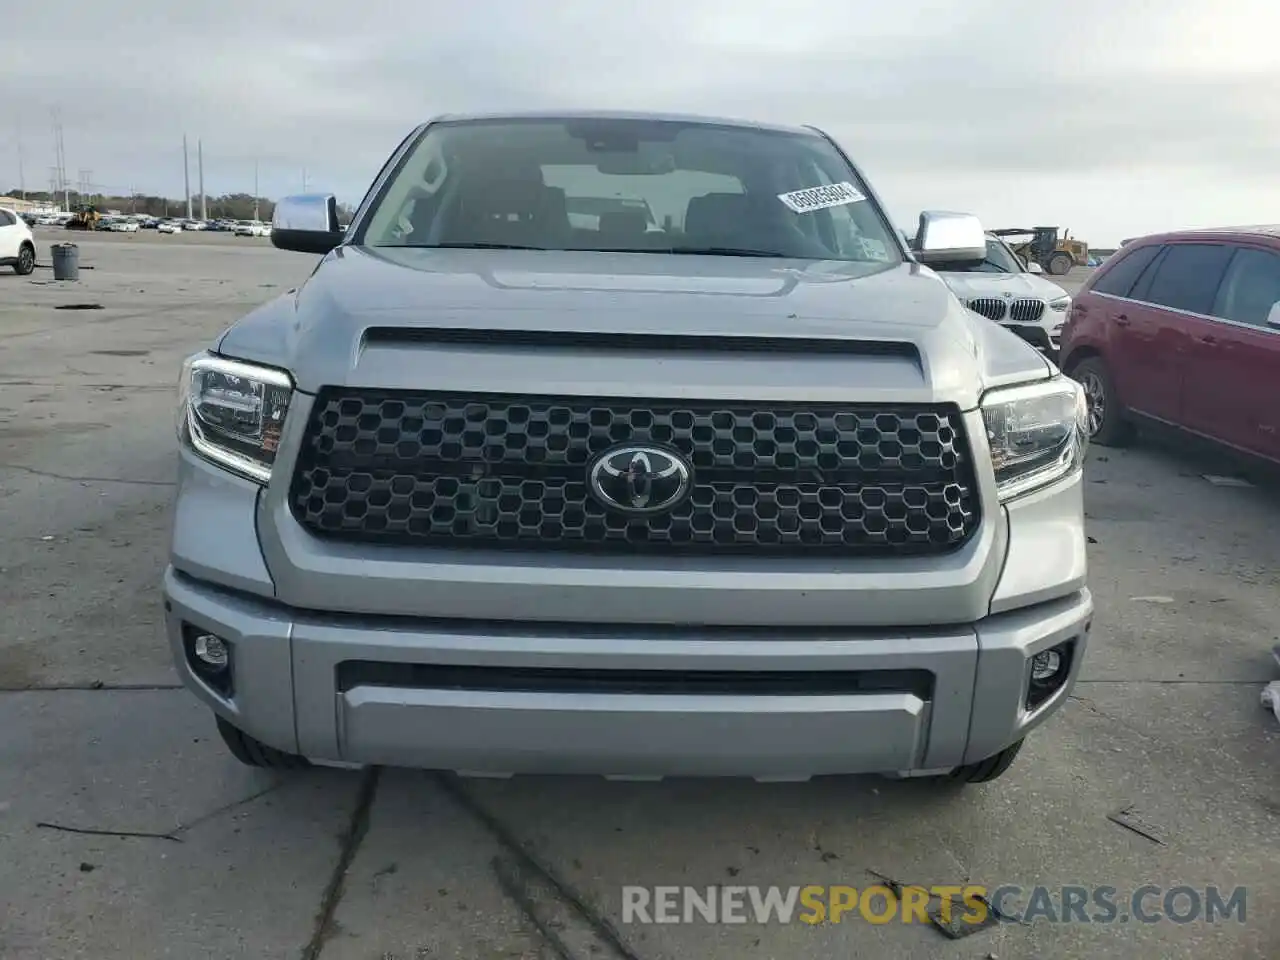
[777,182,866,214]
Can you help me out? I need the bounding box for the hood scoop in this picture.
[360,326,922,360]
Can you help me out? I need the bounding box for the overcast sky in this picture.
[4,0,1278,245]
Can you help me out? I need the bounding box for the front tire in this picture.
[948,739,1024,784]
[1069,356,1133,446]
[1048,252,1073,276]
[215,716,310,770]
[14,243,35,276]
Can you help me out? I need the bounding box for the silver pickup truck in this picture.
[168,111,1092,786]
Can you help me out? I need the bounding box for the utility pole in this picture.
[52,107,69,212]
[16,114,26,200]
[253,160,260,221]
[197,139,207,221]
[183,134,192,220]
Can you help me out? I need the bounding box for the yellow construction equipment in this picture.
[65,205,102,231]
[992,227,1089,276]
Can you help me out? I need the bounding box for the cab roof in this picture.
[1126,224,1280,245]
[425,109,823,139]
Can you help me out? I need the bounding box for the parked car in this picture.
[158,220,184,234]
[927,233,1073,360]
[234,220,270,237]
[1060,225,1280,455]
[169,110,1091,785]
[0,206,37,275]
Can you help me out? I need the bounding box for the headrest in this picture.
[684,192,754,234]
[599,210,649,234]
[457,177,552,219]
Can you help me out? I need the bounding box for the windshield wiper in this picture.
[664,246,790,258]
[378,241,549,251]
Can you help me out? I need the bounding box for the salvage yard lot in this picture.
[0,232,1276,959]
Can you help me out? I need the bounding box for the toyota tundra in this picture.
[167,111,1092,784]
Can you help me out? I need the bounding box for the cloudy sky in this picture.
[4,0,1278,245]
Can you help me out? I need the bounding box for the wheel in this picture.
[1068,356,1133,446]
[14,243,35,276]
[215,715,310,769]
[948,739,1024,784]
[1048,252,1073,276]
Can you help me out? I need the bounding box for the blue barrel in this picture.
[51,243,79,281]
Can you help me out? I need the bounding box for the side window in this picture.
[1091,244,1161,296]
[0,210,15,227]
[1141,243,1234,315]
[1213,247,1280,328]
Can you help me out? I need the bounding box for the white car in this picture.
[927,233,1072,358]
[110,219,140,233]
[0,206,37,275]
[234,220,270,237]
[184,220,208,231]
[158,221,184,234]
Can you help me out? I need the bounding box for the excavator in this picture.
[991,226,1089,276]
[65,204,102,231]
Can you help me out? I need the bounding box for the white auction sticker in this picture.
[777,181,866,214]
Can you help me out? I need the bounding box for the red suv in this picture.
[1059,226,1280,458]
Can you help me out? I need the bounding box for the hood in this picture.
[931,269,1068,303]
[217,247,1051,408]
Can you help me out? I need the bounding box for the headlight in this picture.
[981,377,1088,501]
[1048,296,1071,312]
[178,352,293,483]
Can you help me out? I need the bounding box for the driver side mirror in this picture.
[914,211,986,264]
[1026,260,1045,274]
[271,194,345,255]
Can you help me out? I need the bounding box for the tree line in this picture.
[3,189,302,222]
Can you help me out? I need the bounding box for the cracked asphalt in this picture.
[1,231,1277,959]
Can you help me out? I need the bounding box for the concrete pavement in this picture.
[1,232,1276,959]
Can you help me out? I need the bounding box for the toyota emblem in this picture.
[588,445,692,515]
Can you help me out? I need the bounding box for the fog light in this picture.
[1030,649,1062,682]
[194,633,229,669]
[1026,641,1074,710]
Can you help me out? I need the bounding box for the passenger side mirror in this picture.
[271,194,345,254]
[1268,301,1280,329]
[1026,261,1045,274]
[914,211,986,264]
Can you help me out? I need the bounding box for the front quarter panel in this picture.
[213,288,308,370]
[953,303,1054,387]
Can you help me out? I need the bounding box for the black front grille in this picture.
[967,298,1007,322]
[289,391,981,557]
[1009,299,1046,323]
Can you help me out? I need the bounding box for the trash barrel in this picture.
[51,243,80,281]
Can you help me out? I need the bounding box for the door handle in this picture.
[1200,334,1218,346]
[1114,314,1130,327]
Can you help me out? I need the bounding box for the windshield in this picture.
[357,117,901,263]
[933,237,1026,274]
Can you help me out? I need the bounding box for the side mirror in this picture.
[1027,261,1045,274]
[914,211,986,264]
[271,194,345,254]
[1267,301,1280,329]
